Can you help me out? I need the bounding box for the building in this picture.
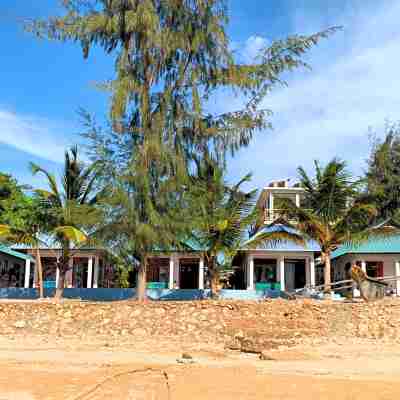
[234,180,321,293]
[14,247,114,289]
[331,236,400,295]
[0,245,34,288]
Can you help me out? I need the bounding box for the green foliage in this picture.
[185,156,257,283]
[0,173,38,232]
[366,121,400,222]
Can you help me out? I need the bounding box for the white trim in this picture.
[279,256,285,291]
[247,255,254,290]
[24,259,31,288]
[361,260,367,273]
[93,257,99,288]
[87,258,93,289]
[55,267,60,289]
[310,257,316,287]
[198,258,204,289]
[169,257,174,289]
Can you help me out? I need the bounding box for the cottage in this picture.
[331,237,400,296]
[0,245,34,288]
[13,247,114,289]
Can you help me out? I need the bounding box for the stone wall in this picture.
[2,299,400,351]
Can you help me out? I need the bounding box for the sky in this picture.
[1,0,399,190]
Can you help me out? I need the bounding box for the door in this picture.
[179,259,199,289]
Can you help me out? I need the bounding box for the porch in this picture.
[244,252,316,292]
[146,255,205,290]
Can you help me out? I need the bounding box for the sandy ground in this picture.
[0,336,400,400]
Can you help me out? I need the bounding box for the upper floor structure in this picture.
[256,179,305,227]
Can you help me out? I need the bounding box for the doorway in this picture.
[284,259,306,291]
[179,259,199,289]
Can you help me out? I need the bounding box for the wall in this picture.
[0,288,281,301]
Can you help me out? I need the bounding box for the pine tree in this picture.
[28,0,338,300]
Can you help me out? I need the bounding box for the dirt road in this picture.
[1,337,400,400]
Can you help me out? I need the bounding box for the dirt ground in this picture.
[1,336,400,400]
[1,298,400,399]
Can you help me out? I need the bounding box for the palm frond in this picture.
[30,163,63,207]
[54,226,87,244]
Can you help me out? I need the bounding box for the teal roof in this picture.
[0,244,34,261]
[332,236,400,259]
[243,225,320,252]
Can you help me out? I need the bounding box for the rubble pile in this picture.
[1,298,400,349]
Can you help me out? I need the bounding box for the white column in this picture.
[295,193,300,207]
[93,257,99,288]
[87,257,93,288]
[310,257,316,288]
[24,259,31,288]
[395,261,400,296]
[269,192,274,221]
[169,257,174,289]
[361,260,366,273]
[198,258,204,289]
[247,255,254,290]
[55,266,60,289]
[279,256,285,291]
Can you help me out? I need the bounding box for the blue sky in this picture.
[1,0,399,189]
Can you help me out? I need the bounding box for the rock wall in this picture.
[2,299,400,350]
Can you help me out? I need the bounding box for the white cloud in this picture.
[227,0,400,188]
[0,109,73,163]
[241,36,269,63]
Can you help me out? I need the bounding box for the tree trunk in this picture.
[324,253,332,293]
[137,258,147,302]
[34,247,44,299]
[208,257,219,298]
[54,265,65,301]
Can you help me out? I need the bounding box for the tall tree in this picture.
[251,159,393,291]
[0,173,35,230]
[31,146,103,299]
[28,1,337,300]
[366,121,400,222]
[0,173,47,297]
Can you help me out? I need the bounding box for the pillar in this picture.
[87,257,93,289]
[198,258,204,289]
[247,255,254,290]
[93,257,99,288]
[295,193,300,207]
[24,259,31,288]
[269,192,274,221]
[55,266,60,289]
[310,257,316,288]
[395,261,400,296]
[169,257,174,289]
[279,256,285,291]
[361,260,366,273]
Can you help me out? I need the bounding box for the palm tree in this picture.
[31,146,102,299]
[187,157,259,294]
[252,159,395,292]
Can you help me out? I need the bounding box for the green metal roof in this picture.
[331,236,400,259]
[0,244,34,261]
